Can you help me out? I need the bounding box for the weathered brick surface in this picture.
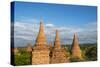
[50,48,69,63]
[50,30,69,63]
[32,49,50,64]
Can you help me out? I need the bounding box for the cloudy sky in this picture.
[11,1,97,47]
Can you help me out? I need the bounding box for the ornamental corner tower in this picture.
[71,33,82,59]
[32,20,49,64]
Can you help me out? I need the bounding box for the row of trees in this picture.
[14,44,97,65]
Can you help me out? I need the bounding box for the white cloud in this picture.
[45,23,54,27]
[13,21,97,47]
[14,22,38,41]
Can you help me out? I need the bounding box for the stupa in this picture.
[32,21,49,64]
[71,33,82,59]
[50,30,68,63]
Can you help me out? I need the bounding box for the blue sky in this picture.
[11,1,97,47]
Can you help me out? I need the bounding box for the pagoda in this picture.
[50,30,68,63]
[32,21,49,64]
[71,33,82,59]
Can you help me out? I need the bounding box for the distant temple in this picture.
[71,33,82,59]
[26,43,33,52]
[11,48,19,55]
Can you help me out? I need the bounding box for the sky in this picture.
[11,1,97,47]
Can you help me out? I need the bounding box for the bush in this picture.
[70,57,82,62]
[14,49,31,65]
[85,46,97,61]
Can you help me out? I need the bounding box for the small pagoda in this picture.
[71,33,82,59]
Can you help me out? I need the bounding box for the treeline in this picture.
[14,43,97,65]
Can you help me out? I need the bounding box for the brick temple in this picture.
[32,21,49,64]
[25,20,82,64]
[50,30,69,63]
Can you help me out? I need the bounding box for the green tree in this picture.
[14,49,31,65]
[85,46,97,61]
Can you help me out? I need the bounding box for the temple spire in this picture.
[35,20,46,44]
[54,30,61,49]
[71,33,82,59]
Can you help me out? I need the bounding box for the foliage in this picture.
[14,48,31,66]
[85,46,97,61]
[70,57,82,62]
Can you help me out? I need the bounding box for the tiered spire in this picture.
[54,30,61,49]
[71,33,82,59]
[35,20,46,44]
[32,20,49,64]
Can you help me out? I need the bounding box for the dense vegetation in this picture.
[14,43,97,65]
[14,48,31,66]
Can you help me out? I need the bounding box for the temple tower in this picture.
[34,21,48,48]
[71,33,82,59]
[50,30,68,63]
[54,30,61,49]
[32,21,49,64]
[35,21,46,44]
